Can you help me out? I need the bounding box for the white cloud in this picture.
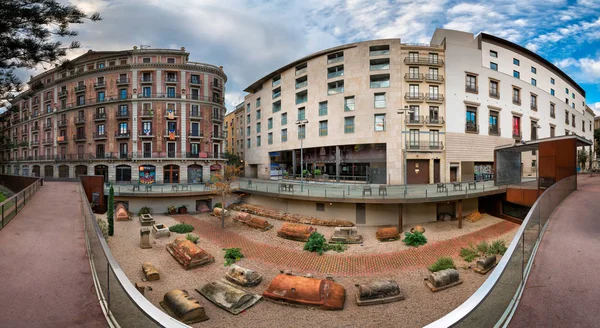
[525,42,539,52]
[590,102,600,116]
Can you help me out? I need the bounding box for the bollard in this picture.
[325,190,327,198]
[425,189,428,198]
[483,184,485,192]
[343,190,345,199]
[308,189,310,196]
[446,187,449,196]
[267,185,269,192]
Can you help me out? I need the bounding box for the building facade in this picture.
[241,29,594,184]
[224,109,235,155]
[0,47,227,184]
[233,103,246,160]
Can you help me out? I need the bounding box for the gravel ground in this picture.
[105,213,517,328]
[196,211,506,255]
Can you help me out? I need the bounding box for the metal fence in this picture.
[78,182,190,328]
[425,175,577,327]
[0,177,42,230]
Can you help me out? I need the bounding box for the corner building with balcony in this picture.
[242,28,593,184]
[0,47,227,184]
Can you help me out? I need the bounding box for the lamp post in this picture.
[295,119,309,192]
[397,108,414,192]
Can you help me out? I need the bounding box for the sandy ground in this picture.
[104,212,517,328]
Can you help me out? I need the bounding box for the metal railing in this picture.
[406,141,444,151]
[0,176,43,230]
[426,175,577,328]
[403,57,444,65]
[406,115,423,124]
[466,122,479,133]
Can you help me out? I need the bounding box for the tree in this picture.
[211,165,242,229]
[578,148,588,171]
[223,152,242,166]
[0,1,101,102]
[107,185,114,236]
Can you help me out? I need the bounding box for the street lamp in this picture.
[295,119,309,192]
[397,108,414,193]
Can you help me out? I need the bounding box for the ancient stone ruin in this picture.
[142,262,160,281]
[425,269,463,292]
[139,213,155,226]
[376,226,400,241]
[474,255,497,274]
[232,212,273,231]
[225,264,263,287]
[159,289,209,324]
[152,224,170,238]
[196,280,261,315]
[166,236,214,270]
[140,227,151,249]
[263,274,346,310]
[356,279,405,306]
[329,227,363,244]
[465,211,483,223]
[229,203,354,227]
[277,223,316,242]
[115,203,130,221]
[213,207,229,217]
[410,225,426,234]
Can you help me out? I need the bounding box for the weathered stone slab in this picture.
[225,264,262,287]
[166,236,214,270]
[196,280,261,315]
[425,269,463,292]
[159,289,209,324]
[135,282,146,295]
[229,204,354,227]
[277,223,316,242]
[142,262,160,281]
[356,279,405,306]
[140,227,151,249]
[376,226,400,242]
[474,255,497,275]
[465,211,483,222]
[329,227,363,244]
[263,274,345,310]
[410,225,426,234]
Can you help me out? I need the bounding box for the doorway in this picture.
[164,165,180,183]
[407,159,430,184]
[356,203,366,224]
[95,165,108,182]
[434,159,441,183]
[450,166,458,182]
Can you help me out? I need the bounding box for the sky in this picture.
[12,0,600,114]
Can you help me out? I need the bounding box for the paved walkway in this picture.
[176,215,518,276]
[510,176,600,328]
[0,182,106,328]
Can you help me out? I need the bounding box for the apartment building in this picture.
[224,109,236,154]
[233,103,246,160]
[242,28,593,184]
[0,46,227,183]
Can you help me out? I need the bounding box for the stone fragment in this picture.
[425,269,463,292]
[142,262,160,281]
[263,274,346,310]
[197,280,261,315]
[376,226,400,242]
[410,225,426,234]
[152,224,170,238]
[225,264,263,287]
[246,217,273,231]
[166,236,214,270]
[465,211,483,223]
[329,227,363,244]
[159,289,209,324]
[356,279,405,306]
[474,255,497,274]
[139,213,155,226]
[228,204,354,227]
[277,223,316,242]
[135,282,146,295]
[213,207,229,217]
[140,227,151,249]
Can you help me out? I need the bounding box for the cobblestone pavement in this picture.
[175,215,518,276]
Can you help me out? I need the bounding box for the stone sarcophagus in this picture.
[142,262,160,281]
[356,279,405,306]
[474,255,497,274]
[166,236,214,270]
[329,227,363,244]
[263,274,345,310]
[213,207,229,217]
[225,264,262,287]
[233,212,273,231]
[196,280,261,315]
[425,269,463,292]
[277,223,316,242]
[116,203,130,221]
[376,226,400,241]
[159,289,209,324]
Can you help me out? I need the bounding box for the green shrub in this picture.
[403,231,427,247]
[489,240,507,255]
[313,169,322,176]
[186,233,199,243]
[302,169,310,176]
[460,244,479,262]
[223,248,244,266]
[169,223,194,233]
[138,206,151,216]
[429,257,456,272]
[0,192,6,203]
[476,241,490,255]
[329,242,347,253]
[214,203,222,208]
[97,218,109,241]
[304,232,328,255]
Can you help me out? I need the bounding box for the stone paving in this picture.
[175,214,518,276]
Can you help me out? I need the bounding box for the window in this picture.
[513,58,520,66]
[572,103,575,109]
[246,103,250,113]
[295,63,307,76]
[142,86,151,98]
[551,88,555,96]
[489,80,499,98]
[247,138,251,148]
[490,62,498,71]
[429,53,439,64]
[273,100,281,113]
[97,124,105,136]
[583,120,585,132]
[295,75,308,89]
[272,87,281,99]
[490,50,498,58]
[281,112,287,125]
[327,80,344,95]
[327,52,344,64]
[531,121,538,140]
[409,105,420,122]
[256,97,261,107]
[247,114,251,124]
[97,91,105,102]
[281,129,287,142]
[374,114,385,131]
[295,91,307,104]
[512,116,521,138]
[316,203,325,211]
[256,136,261,147]
[513,70,520,79]
[370,74,390,88]
[572,114,576,127]
[344,116,355,133]
[298,107,305,120]
[298,125,305,139]
[531,94,537,111]
[408,52,419,62]
[551,78,555,85]
[327,65,344,79]
[466,74,477,93]
[370,58,390,71]
[565,111,570,124]
[489,111,499,135]
[142,58,150,63]
[566,88,569,94]
[430,130,440,147]
[190,74,200,84]
[268,118,273,130]
[344,96,355,112]
[531,78,536,86]
[429,106,439,123]
[532,160,537,167]
[513,88,521,104]
[466,107,477,132]
[572,92,575,99]
[319,102,328,116]
[409,129,419,147]
[256,109,261,120]
[268,132,273,144]
[246,126,251,136]
[256,122,261,133]
[550,125,555,137]
[319,120,328,136]
[167,86,176,98]
[374,93,386,108]
[119,122,128,134]
[531,66,537,74]
[408,84,420,98]
[550,103,555,118]
[370,45,390,56]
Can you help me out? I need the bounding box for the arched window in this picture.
[58,165,69,178]
[44,165,54,178]
[163,165,180,183]
[75,165,88,177]
[116,165,131,182]
[95,165,108,182]
[188,164,203,184]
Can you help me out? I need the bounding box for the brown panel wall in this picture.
[80,175,106,213]
[506,188,541,207]
[0,175,41,193]
[539,139,576,185]
[407,159,429,184]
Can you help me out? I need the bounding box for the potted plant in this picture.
[313,169,321,181]
[178,204,188,214]
[167,205,177,215]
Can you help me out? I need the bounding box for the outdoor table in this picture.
[437,183,446,192]
[145,185,152,192]
[363,186,372,196]
[468,181,477,190]
[132,184,140,191]
[453,182,462,191]
[180,184,189,191]
[378,185,387,196]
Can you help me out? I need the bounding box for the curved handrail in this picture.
[425,175,576,327]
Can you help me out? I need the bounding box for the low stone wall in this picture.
[229,203,354,227]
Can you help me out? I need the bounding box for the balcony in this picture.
[212,113,223,122]
[404,73,424,82]
[272,90,281,99]
[426,116,445,126]
[406,115,424,125]
[140,77,153,84]
[115,130,130,139]
[58,119,68,127]
[42,138,52,145]
[164,109,178,118]
[164,130,179,139]
[58,90,68,98]
[327,71,344,79]
[211,132,225,140]
[295,81,308,89]
[327,56,344,65]
[465,85,478,94]
[138,130,154,138]
[94,81,106,89]
[31,140,39,147]
[404,93,424,102]
[57,136,68,144]
[425,93,444,103]
[75,116,86,125]
[531,103,538,111]
[489,91,500,98]
[165,76,178,84]
[74,85,86,93]
[425,74,444,83]
[116,111,129,120]
[43,123,52,131]
[93,113,106,121]
[406,141,444,152]
[403,57,444,66]
[189,78,202,86]
[139,109,154,118]
[512,130,522,140]
[188,131,203,139]
[189,110,202,120]
[295,67,307,76]
[489,125,501,136]
[116,77,130,86]
[93,132,107,140]
[513,97,521,105]
[138,92,181,100]
[211,82,223,90]
[466,122,479,133]
[31,112,39,118]
[75,134,87,142]
[327,87,344,95]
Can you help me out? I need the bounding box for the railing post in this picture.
[15,194,18,214]
[2,204,4,228]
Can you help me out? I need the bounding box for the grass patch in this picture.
[489,240,507,255]
[169,223,194,233]
[429,257,456,272]
[460,240,508,262]
[186,233,199,243]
